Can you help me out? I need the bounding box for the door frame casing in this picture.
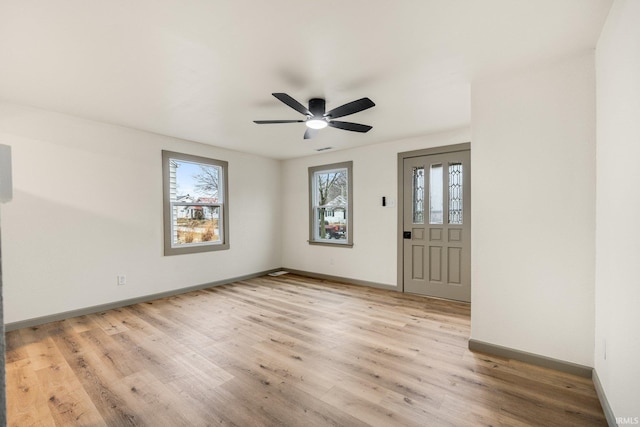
[397,142,471,292]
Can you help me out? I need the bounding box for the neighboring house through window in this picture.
[162,150,229,255]
[308,161,353,246]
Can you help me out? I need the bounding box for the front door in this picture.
[402,149,470,302]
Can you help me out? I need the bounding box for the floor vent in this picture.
[268,270,289,277]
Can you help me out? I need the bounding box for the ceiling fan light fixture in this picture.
[305,118,328,130]
[254,93,375,139]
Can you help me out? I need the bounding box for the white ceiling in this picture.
[0,0,611,159]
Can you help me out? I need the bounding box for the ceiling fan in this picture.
[254,93,375,139]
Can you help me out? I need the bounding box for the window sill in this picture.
[308,240,354,248]
[164,242,230,256]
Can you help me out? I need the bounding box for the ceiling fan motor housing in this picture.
[308,98,326,117]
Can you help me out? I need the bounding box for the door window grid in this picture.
[448,162,463,224]
[413,162,463,226]
[412,166,424,224]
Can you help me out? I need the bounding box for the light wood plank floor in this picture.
[6,274,606,426]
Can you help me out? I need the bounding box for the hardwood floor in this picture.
[6,274,606,426]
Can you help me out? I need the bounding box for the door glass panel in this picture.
[412,167,424,224]
[448,162,463,224]
[429,164,443,224]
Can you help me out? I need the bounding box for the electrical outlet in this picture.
[117,275,127,286]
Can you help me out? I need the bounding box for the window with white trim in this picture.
[162,151,229,255]
[308,161,353,246]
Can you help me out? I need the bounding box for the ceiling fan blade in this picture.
[328,120,372,133]
[253,120,304,124]
[304,128,319,139]
[272,93,311,116]
[324,97,375,119]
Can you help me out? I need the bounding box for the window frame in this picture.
[308,161,353,247]
[162,150,229,256]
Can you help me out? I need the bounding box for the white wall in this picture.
[281,128,470,286]
[470,53,596,366]
[595,0,640,419]
[0,103,282,324]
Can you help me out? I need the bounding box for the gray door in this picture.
[403,150,470,302]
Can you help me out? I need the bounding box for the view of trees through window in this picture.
[170,159,222,245]
[163,150,229,255]
[313,168,348,241]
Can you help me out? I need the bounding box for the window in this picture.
[162,151,229,255]
[308,161,353,246]
[448,162,463,224]
[412,166,425,224]
[429,163,443,224]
